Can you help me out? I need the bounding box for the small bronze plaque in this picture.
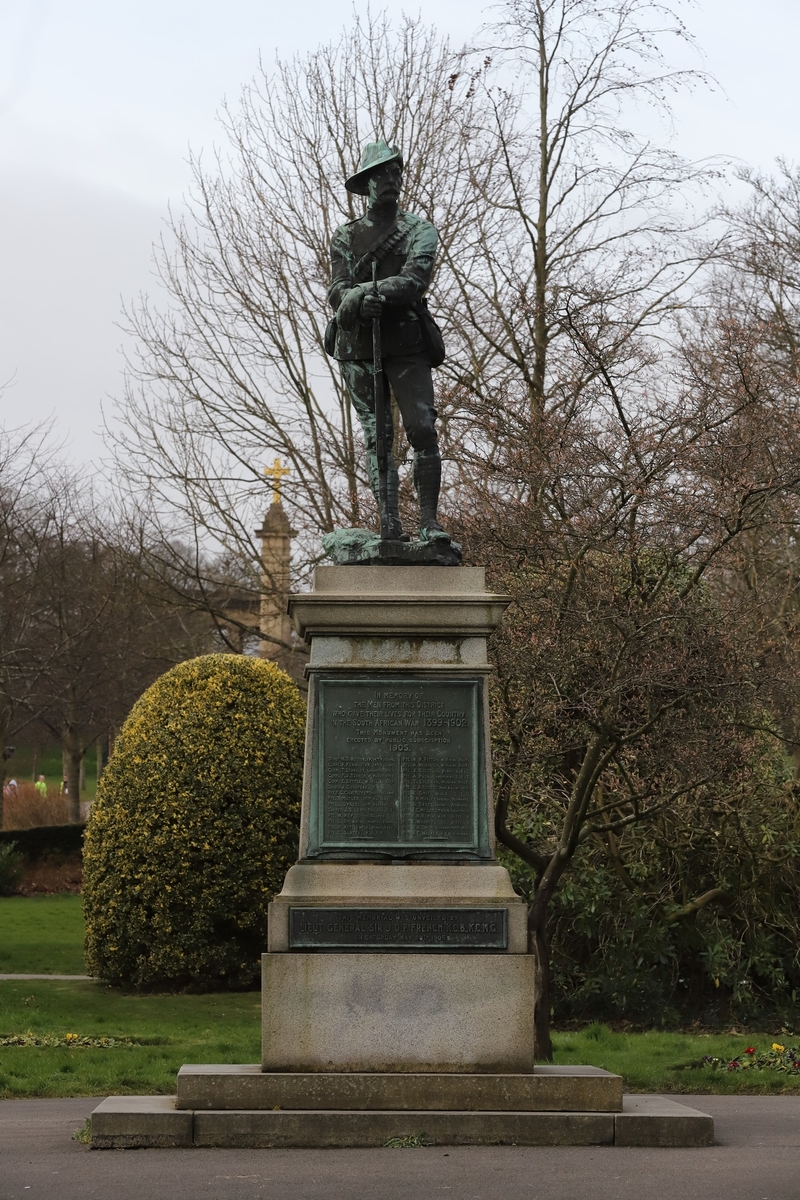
[289,907,508,951]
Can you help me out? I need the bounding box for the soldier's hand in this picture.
[336,287,365,329]
[361,291,383,318]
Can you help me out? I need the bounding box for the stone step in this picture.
[614,1095,715,1147]
[90,1097,192,1150]
[176,1063,623,1113]
[90,1094,714,1149]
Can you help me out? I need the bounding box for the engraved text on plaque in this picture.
[308,677,488,858]
[289,907,507,950]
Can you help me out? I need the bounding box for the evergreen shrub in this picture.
[83,654,305,990]
[502,738,800,1027]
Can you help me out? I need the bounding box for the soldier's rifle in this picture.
[371,260,391,542]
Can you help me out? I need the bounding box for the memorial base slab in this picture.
[90,1085,714,1149]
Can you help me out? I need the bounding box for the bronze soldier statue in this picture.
[327,140,452,548]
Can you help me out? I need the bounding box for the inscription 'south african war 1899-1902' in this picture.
[306,677,489,859]
[288,907,508,951]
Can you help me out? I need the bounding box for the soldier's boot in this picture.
[368,451,408,542]
[385,465,410,541]
[414,449,451,543]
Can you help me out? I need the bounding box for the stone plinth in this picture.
[261,952,535,1073]
[260,566,532,1076]
[91,563,714,1151]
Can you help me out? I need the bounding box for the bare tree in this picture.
[29,490,209,820]
[0,421,63,824]
[698,161,800,771]
[111,4,715,617]
[454,298,800,1056]
[1,441,206,823]
[441,0,718,425]
[715,160,800,361]
[110,11,501,629]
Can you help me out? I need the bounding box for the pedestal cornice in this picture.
[288,565,510,642]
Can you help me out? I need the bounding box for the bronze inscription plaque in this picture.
[289,907,507,950]
[308,677,487,858]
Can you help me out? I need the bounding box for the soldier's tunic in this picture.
[328,209,439,458]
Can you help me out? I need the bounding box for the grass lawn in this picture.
[0,980,260,1098]
[0,977,797,1099]
[0,895,85,974]
[553,1022,800,1095]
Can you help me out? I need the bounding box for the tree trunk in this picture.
[96,736,104,786]
[531,916,553,1061]
[62,731,82,823]
[0,708,12,830]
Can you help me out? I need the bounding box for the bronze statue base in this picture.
[322,528,462,566]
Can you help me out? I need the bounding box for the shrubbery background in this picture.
[81,647,800,1020]
[504,745,800,1027]
[83,654,305,991]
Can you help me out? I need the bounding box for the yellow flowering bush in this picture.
[83,655,305,990]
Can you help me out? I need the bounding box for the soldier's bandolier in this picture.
[327,140,450,544]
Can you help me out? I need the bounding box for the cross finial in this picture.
[263,457,291,504]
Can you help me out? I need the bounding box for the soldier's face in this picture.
[367,161,402,205]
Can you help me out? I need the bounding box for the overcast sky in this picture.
[1,0,798,465]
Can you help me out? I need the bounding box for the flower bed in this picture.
[702,1042,800,1075]
[0,1032,140,1048]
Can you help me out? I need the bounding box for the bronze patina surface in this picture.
[306,676,489,859]
[326,140,458,560]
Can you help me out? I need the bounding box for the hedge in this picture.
[83,654,305,990]
[0,824,85,860]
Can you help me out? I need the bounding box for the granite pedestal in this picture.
[261,566,534,1075]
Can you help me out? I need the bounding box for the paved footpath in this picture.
[0,975,92,981]
[1,1095,798,1200]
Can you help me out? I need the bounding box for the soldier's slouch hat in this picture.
[345,139,404,195]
